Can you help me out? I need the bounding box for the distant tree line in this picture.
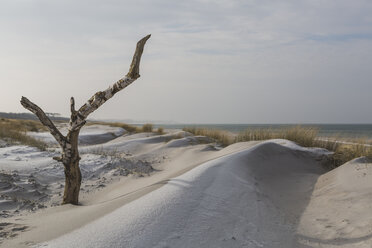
[0,112,69,121]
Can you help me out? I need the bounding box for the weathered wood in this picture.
[20,97,66,147]
[20,35,150,205]
[127,34,151,79]
[62,129,81,204]
[70,97,76,115]
[72,34,151,131]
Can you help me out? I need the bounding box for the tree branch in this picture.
[71,34,151,130]
[20,97,66,147]
[70,97,76,115]
[127,34,151,80]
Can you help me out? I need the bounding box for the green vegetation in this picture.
[184,125,372,168]
[0,118,47,150]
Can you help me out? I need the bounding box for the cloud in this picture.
[1,0,372,123]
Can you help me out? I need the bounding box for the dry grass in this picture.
[280,126,318,147]
[163,133,187,143]
[88,121,159,134]
[184,125,372,168]
[1,117,370,168]
[141,123,153,132]
[0,118,47,150]
[235,128,276,142]
[183,127,233,147]
[235,126,318,148]
[87,121,139,133]
[326,141,372,168]
[0,118,47,132]
[156,127,164,134]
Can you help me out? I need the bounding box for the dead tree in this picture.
[20,35,150,205]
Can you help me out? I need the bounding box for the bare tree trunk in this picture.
[62,129,81,204]
[20,34,150,205]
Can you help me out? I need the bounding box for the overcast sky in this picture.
[1,0,372,124]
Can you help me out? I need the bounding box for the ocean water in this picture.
[154,124,372,139]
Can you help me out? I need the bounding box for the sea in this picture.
[153,124,372,139]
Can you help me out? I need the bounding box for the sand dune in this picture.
[1,127,372,247]
[297,157,372,247]
[1,128,247,247]
[28,124,126,145]
[34,141,327,248]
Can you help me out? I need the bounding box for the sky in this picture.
[1,0,372,124]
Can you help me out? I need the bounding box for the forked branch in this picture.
[72,34,151,130]
[20,34,151,205]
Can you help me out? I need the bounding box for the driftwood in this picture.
[20,35,150,205]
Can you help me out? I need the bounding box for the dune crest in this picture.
[36,141,328,248]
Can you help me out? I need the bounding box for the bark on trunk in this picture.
[62,130,81,205]
[62,160,81,205]
[20,34,150,205]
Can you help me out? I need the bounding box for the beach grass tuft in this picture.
[0,118,48,150]
[183,127,233,147]
[87,121,156,133]
[140,123,153,133]
[156,127,164,134]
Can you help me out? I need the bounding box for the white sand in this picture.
[1,126,372,247]
[297,157,372,247]
[1,127,253,247]
[28,124,126,145]
[34,141,327,248]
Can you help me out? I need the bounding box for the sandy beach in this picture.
[2,0,371,246]
[1,125,372,247]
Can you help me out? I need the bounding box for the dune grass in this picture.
[234,126,319,147]
[87,121,161,134]
[0,118,161,150]
[141,123,153,132]
[0,118,47,132]
[1,117,370,167]
[87,121,139,133]
[184,125,372,168]
[0,118,48,150]
[327,141,372,168]
[182,127,233,146]
[156,127,164,134]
